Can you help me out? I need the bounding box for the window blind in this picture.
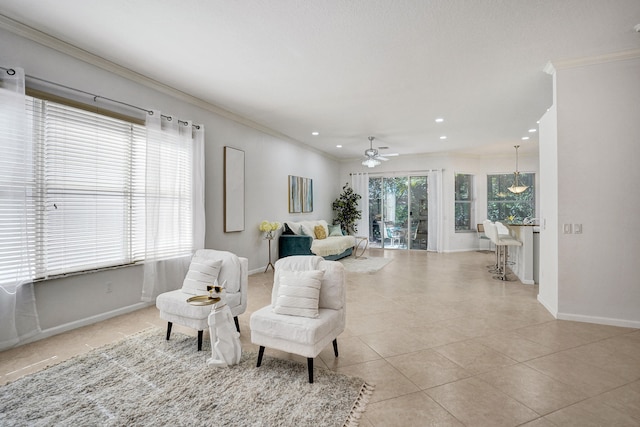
[38,100,146,277]
[1,95,195,283]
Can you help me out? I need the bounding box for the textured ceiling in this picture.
[1,0,639,160]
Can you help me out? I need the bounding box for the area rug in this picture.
[0,329,374,427]
[340,256,392,274]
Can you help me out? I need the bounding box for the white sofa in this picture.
[279,220,355,260]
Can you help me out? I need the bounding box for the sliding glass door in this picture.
[368,174,427,250]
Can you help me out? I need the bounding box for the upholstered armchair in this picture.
[156,249,248,351]
[250,255,346,383]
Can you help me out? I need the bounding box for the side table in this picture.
[264,237,275,272]
[353,236,368,258]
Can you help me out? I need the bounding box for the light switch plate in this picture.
[574,224,583,234]
[563,224,572,234]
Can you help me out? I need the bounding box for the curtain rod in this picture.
[350,169,443,176]
[2,67,200,129]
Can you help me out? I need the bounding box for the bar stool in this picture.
[492,223,522,281]
[483,221,500,273]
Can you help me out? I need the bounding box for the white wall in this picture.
[538,104,559,315]
[339,150,540,253]
[1,28,342,337]
[552,56,640,327]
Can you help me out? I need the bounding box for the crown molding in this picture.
[0,14,334,160]
[546,48,640,72]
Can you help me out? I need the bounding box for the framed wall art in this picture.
[288,175,313,213]
[224,146,245,232]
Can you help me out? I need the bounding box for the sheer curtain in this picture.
[0,67,40,350]
[141,112,205,302]
[351,173,369,237]
[427,170,443,252]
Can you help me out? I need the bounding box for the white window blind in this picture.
[38,100,146,277]
[0,95,196,283]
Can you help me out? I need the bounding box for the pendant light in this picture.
[508,145,529,194]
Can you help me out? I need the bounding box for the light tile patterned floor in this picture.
[1,250,639,426]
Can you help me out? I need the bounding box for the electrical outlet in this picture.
[106,282,113,293]
[574,224,583,234]
[563,224,572,234]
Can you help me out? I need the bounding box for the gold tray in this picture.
[186,295,221,306]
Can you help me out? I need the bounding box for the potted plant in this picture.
[332,183,362,234]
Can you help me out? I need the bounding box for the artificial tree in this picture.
[332,183,362,234]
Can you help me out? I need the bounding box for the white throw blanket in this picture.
[311,236,356,257]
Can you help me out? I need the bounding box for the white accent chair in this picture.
[250,256,346,383]
[156,249,248,351]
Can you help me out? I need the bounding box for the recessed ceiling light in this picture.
[439,135,447,140]
[528,129,537,133]
[435,118,444,123]
[336,145,342,148]
[522,136,530,140]
[311,131,319,136]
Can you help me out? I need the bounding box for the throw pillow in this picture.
[299,226,307,236]
[181,258,223,295]
[282,223,295,235]
[314,225,327,240]
[273,270,324,318]
[328,224,343,237]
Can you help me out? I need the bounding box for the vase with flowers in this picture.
[259,220,281,240]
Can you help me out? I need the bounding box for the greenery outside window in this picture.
[487,173,535,222]
[455,174,473,231]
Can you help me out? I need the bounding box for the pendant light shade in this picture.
[508,145,529,194]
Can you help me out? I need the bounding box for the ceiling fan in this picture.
[361,136,398,168]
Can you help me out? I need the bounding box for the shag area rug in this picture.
[0,328,373,427]
[340,256,392,274]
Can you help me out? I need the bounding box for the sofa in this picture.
[279,220,355,260]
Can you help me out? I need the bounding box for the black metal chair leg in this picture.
[257,346,265,367]
[307,358,314,383]
[166,322,173,341]
[197,330,203,351]
[234,316,240,333]
[333,339,339,357]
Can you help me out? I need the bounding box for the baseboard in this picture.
[24,302,154,345]
[537,294,558,318]
[249,266,269,275]
[556,312,640,329]
[521,279,536,285]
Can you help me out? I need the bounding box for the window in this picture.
[0,96,193,284]
[487,173,535,222]
[454,174,474,231]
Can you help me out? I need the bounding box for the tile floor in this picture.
[1,249,639,426]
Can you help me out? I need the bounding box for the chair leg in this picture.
[257,346,265,367]
[166,322,172,341]
[333,339,339,357]
[234,316,240,333]
[307,358,314,383]
[197,330,203,351]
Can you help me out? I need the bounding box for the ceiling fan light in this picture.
[362,158,380,168]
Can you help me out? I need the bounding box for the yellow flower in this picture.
[259,220,281,232]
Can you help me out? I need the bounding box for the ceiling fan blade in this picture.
[383,153,399,157]
[377,156,390,161]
